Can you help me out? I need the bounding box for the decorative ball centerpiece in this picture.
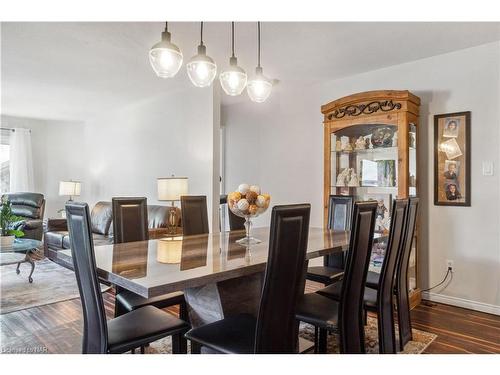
[228,183,271,245]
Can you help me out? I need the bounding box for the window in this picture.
[0,132,11,193]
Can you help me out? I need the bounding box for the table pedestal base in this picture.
[184,272,264,328]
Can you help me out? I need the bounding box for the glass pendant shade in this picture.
[220,57,247,96]
[247,67,272,103]
[149,30,183,78]
[187,44,217,87]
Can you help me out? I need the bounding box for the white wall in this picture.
[1,115,85,217]
[223,42,500,314]
[83,87,219,231]
[2,86,220,230]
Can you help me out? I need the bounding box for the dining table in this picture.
[60,227,351,327]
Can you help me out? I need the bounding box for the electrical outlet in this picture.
[446,260,454,272]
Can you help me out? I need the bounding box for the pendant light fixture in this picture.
[149,22,183,78]
[186,22,217,87]
[247,22,272,103]
[219,22,247,96]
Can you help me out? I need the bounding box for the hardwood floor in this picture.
[1,283,499,354]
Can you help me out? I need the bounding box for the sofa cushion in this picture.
[45,231,69,250]
[3,193,45,219]
[91,201,113,235]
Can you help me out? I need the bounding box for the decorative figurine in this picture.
[355,136,367,150]
[336,168,349,186]
[343,142,353,152]
[347,168,359,186]
[335,139,342,151]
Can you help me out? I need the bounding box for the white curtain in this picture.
[9,128,34,192]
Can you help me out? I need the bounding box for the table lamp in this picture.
[59,180,82,202]
[58,180,82,218]
[157,176,188,235]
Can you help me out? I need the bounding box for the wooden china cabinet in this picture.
[321,90,421,308]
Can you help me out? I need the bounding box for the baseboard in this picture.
[422,291,500,316]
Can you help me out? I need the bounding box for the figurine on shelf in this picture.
[347,168,359,186]
[355,136,367,150]
[343,142,353,152]
[409,174,416,187]
[392,132,398,147]
[335,139,342,151]
[336,168,349,187]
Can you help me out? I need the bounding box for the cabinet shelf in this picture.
[331,146,415,155]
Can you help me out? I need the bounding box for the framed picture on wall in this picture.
[434,111,471,206]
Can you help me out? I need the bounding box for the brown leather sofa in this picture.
[44,201,180,266]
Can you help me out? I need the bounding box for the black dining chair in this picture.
[296,201,377,353]
[220,195,245,231]
[317,198,409,354]
[65,202,189,354]
[111,198,189,352]
[306,195,354,285]
[181,196,209,236]
[184,204,311,354]
[365,197,419,350]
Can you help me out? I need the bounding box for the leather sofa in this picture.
[44,201,181,265]
[2,192,45,240]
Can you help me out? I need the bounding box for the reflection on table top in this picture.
[61,227,350,298]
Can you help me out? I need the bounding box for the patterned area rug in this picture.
[146,317,437,354]
[0,258,108,314]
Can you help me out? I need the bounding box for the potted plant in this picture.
[0,197,24,248]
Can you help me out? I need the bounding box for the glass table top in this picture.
[0,238,43,253]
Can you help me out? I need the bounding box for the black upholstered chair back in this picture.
[3,192,45,219]
[396,197,419,346]
[227,207,245,231]
[112,197,149,244]
[66,202,108,354]
[377,198,409,353]
[255,204,311,353]
[219,195,245,231]
[338,201,377,353]
[325,195,354,268]
[181,196,209,235]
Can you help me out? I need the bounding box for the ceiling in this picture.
[2,22,500,121]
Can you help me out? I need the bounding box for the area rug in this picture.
[146,317,437,354]
[0,258,108,314]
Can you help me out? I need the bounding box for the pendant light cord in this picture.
[257,21,261,68]
[200,21,204,46]
[231,22,235,58]
[165,21,168,31]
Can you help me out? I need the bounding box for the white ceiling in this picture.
[2,22,500,121]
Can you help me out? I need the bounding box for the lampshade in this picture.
[247,67,272,103]
[220,57,247,96]
[186,45,217,87]
[157,177,188,201]
[59,181,81,197]
[157,237,183,264]
[149,22,183,78]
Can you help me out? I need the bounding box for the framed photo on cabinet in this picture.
[434,111,471,206]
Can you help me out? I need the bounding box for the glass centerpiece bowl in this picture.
[227,184,271,245]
